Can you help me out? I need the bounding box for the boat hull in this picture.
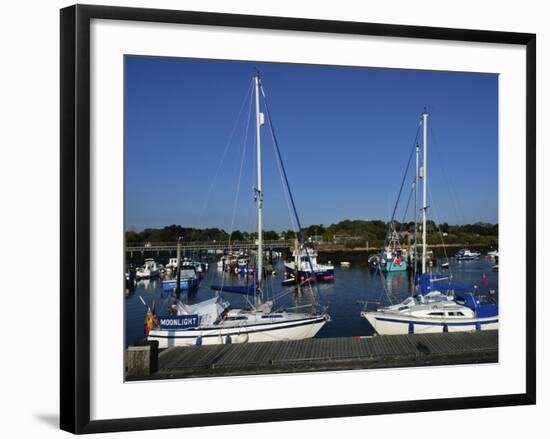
[381,259,408,272]
[148,316,328,348]
[361,312,498,335]
[284,265,334,281]
[161,278,200,292]
[136,270,159,280]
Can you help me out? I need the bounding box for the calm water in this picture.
[125,257,499,347]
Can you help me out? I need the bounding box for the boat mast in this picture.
[414,142,419,277]
[255,75,264,287]
[421,111,428,274]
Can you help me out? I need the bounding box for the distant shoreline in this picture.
[317,243,496,252]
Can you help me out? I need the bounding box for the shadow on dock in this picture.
[127,330,498,381]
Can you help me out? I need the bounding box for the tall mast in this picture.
[421,111,428,274]
[414,143,419,276]
[255,75,264,286]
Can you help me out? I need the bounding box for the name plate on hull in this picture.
[158,314,199,330]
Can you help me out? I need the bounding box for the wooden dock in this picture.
[129,331,498,380]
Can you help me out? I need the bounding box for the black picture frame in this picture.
[60,4,536,434]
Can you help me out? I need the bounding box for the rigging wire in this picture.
[373,121,422,306]
[428,118,467,226]
[189,80,254,243]
[399,183,415,231]
[216,80,255,299]
[260,81,323,309]
[428,181,453,280]
[382,122,421,250]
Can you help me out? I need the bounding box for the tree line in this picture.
[126,220,498,247]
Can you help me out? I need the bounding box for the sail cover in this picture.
[176,296,229,326]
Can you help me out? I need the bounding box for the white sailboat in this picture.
[361,111,498,335]
[148,74,329,348]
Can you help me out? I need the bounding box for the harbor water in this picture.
[125,257,498,347]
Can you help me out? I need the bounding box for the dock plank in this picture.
[132,330,498,381]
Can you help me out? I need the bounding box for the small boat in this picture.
[492,264,498,272]
[380,228,408,273]
[284,247,334,281]
[136,258,160,279]
[237,258,249,274]
[182,258,207,273]
[441,262,449,269]
[487,250,499,258]
[165,257,179,271]
[161,265,201,292]
[455,249,481,261]
[340,261,351,267]
[217,255,235,269]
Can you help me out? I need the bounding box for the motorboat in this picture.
[455,248,481,261]
[161,265,201,292]
[284,247,334,281]
[135,258,160,279]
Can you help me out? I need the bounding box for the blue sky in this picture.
[125,56,498,232]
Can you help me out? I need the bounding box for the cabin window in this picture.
[262,314,283,318]
[227,316,248,321]
[429,312,444,316]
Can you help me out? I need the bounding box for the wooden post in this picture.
[126,340,159,378]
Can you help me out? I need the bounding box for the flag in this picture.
[482,273,488,285]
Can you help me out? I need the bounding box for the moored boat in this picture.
[147,74,329,347]
[136,258,160,279]
[161,265,201,292]
[455,248,481,261]
[284,247,334,281]
[361,111,498,335]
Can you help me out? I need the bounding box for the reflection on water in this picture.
[125,258,499,346]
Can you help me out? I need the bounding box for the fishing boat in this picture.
[165,258,179,271]
[148,74,329,348]
[284,247,334,281]
[135,258,160,279]
[379,228,408,273]
[455,248,481,261]
[361,111,498,335]
[181,258,208,274]
[161,265,201,292]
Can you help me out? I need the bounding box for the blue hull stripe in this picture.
[375,316,499,326]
